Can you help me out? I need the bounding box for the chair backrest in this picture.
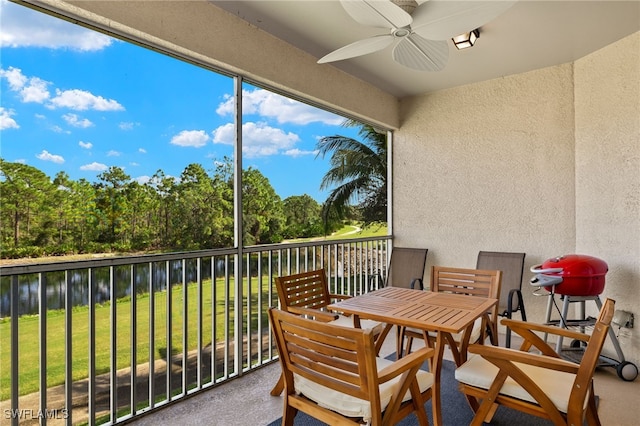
[386,247,428,289]
[274,269,330,311]
[476,251,526,315]
[431,266,502,325]
[269,307,379,402]
[431,266,502,298]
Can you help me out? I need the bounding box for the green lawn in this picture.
[288,222,388,242]
[0,277,273,401]
[331,223,387,239]
[0,224,387,401]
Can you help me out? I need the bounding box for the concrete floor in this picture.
[128,328,640,426]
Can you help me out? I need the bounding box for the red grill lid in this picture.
[541,254,608,278]
[533,254,608,296]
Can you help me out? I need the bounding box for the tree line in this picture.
[0,157,341,259]
[1,121,388,259]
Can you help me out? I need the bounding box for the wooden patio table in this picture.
[328,286,497,426]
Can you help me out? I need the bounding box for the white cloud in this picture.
[79,141,93,149]
[48,89,124,111]
[51,125,70,134]
[284,148,319,158]
[138,148,147,154]
[63,113,93,128]
[170,129,209,147]
[135,175,150,184]
[119,121,138,130]
[217,89,344,125]
[0,0,113,51]
[0,66,26,90]
[20,77,50,103]
[211,123,235,146]
[0,67,50,103]
[107,150,121,157]
[1,67,124,113]
[212,121,301,158]
[80,162,108,171]
[36,150,64,164]
[0,107,19,130]
[216,95,234,116]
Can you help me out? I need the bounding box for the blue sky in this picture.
[0,0,360,202]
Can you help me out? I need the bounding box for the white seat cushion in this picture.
[455,353,586,414]
[294,356,433,422]
[330,314,384,335]
[449,316,483,343]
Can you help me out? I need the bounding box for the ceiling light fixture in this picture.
[452,29,480,50]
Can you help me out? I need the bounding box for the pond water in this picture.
[0,259,226,317]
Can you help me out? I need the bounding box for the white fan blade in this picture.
[318,34,395,63]
[392,34,448,71]
[341,0,412,29]
[411,1,517,40]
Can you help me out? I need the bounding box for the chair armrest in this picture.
[468,344,580,375]
[410,278,424,290]
[378,347,435,383]
[501,289,525,318]
[502,318,590,342]
[287,306,339,322]
[501,318,590,356]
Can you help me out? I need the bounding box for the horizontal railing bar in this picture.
[0,236,391,276]
[242,236,390,254]
[0,247,237,276]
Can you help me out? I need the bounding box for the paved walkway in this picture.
[0,342,228,425]
[2,358,186,425]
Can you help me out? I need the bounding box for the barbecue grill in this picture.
[530,254,607,296]
[530,254,638,381]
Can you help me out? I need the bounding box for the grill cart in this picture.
[530,254,638,381]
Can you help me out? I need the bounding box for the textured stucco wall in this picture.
[396,64,576,319]
[397,33,640,366]
[574,32,640,363]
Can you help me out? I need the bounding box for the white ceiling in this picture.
[211,0,640,98]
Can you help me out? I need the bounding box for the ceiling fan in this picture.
[318,0,516,71]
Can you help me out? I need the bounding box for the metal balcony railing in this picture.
[0,236,391,425]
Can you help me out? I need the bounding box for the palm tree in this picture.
[316,119,387,231]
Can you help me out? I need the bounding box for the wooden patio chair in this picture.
[455,298,615,426]
[268,307,435,426]
[270,269,387,396]
[476,251,526,347]
[400,266,502,363]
